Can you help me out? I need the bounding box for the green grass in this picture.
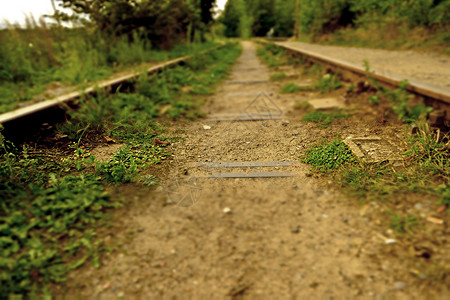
[302,110,349,128]
[300,123,449,205]
[270,72,287,81]
[256,43,289,68]
[300,139,355,172]
[280,82,310,94]
[0,42,242,297]
[364,62,432,123]
[0,22,222,114]
[390,214,419,235]
[314,74,342,94]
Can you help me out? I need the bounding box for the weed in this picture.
[385,81,432,123]
[0,19,221,114]
[270,72,287,81]
[364,61,431,123]
[405,121,449,176]
[438,184,450,206]
[314,74,342,93]
[294,102,311,110]
[346,83,356,92]
[97,147,138,184]
[369,95,381,104]
[301,139,355,172]
[140,175,160,187]
[0,42,241,297]
[0,146,117,297]
[257,43,289,68]
[302,110,349,128]
[280,82,309,94]
[390,214,419,235]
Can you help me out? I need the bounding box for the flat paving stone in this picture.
[308,97,344,110]
[343,136,403,162]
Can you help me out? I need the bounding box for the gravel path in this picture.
[57,42,449,298]
[279,41,450,92]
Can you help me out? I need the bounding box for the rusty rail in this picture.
[259,39,450,126]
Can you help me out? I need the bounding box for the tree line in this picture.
[220,0,450,38]
[52,0,216,49]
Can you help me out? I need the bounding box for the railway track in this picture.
[1,40,449,140]
[260,39,450,127]
[0,44,226,139]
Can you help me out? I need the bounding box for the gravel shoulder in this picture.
[279,41,450,92]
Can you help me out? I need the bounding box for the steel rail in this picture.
[0,43,228,127]
[258,39,450,126]
[0,57,186,125]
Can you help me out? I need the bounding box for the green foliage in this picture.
[382,80,432,123]
[299,0,355,35]
[301,139,355,172]
[257,43,289,68]
[270,72,287,81]
[390,214,419,234]
[438,183,450,206]
[405,121,449,176]
[314,74,342,93]
[369,95,381,104]
[54,0,216,47]
[0,19,221,114]
[336,124,448,202]
[302,110,349,127]
[280,82,308,93]
[0,41,241,298]
[97,148,139,184]
[221,0,297,37]
[298,0,450,36]
[365,63,432,123]
[139,175,160,187]
[0,148,117,296]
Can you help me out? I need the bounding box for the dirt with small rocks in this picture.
[55,42,449,298]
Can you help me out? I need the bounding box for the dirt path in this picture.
[279,41,450,92]
[59,42,445,298]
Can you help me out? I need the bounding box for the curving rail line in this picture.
[0,44,225,139]
[261,39,450,127]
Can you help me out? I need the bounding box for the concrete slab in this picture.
[344,136,403,162]
[308,97,344,110]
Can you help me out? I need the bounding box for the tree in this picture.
[53,0,216,48]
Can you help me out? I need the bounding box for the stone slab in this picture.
[308,97,344,110]
[344,136,403,162]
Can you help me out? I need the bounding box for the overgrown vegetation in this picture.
[363,61,433,123]
[300,122,449,205]
[220,0,449,53]
[0,43,241,297]
[302,110,349,128]
[301,139,355,172]
[0,18,221,114]
[280,82,307,94]
[257,43,289,68]
[314,74,342,93]
[270,72,287,81]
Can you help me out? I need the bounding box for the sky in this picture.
[0,0,228,26]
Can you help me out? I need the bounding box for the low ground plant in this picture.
[257,43,289,68]
[270,72,287,81]
[280,82,309,94]
[314,74,342,93]
[300,125,448,206]
[0,42,241,297]
[0,20,220,114]
[302,110,349,128]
